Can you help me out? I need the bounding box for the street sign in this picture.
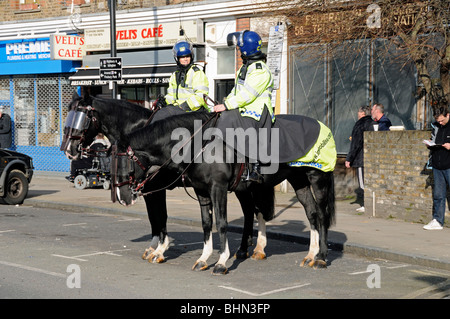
[100,69,122,81]
[99,57,122,80]
[100,57,122,69]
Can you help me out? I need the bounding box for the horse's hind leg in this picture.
[234,190,255,259]
[293,185,326,269]
[252,212,267,260]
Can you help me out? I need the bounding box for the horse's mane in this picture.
[92,96,153,119]
[127,111,215,150]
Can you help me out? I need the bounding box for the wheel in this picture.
[102,180,110,190]
[74,175,88,190]
[3,170,29,205]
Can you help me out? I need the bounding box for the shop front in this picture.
[0,36,81,171]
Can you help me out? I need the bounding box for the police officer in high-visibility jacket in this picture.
[152,40,210,121]
[214,31,275,183]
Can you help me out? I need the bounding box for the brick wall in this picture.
[364,130,433,223]
[0,0,193,22]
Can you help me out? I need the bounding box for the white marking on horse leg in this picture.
[252,213,267,259]
[193,232,213,271]
[217,239,230,266]
[198,232,213,263]
[302,229,319,266]
[147,236,170,263]
[142,236,159,260]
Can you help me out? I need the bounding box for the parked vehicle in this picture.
[0,149,33,205]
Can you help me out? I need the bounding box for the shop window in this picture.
[217,47,235,75]
[215,79,234,104]
[120,86,146,106]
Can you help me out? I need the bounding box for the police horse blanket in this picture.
[113,110,337,274]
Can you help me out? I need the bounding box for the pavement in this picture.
[19,171,450,272]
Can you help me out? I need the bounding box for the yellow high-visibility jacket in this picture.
[224,60,275,123]
[165,65,210,111]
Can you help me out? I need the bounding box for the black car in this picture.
[0,149,33,205]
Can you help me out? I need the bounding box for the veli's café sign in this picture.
[84,20,198,51]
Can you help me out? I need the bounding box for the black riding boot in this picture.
[246,162,264,184]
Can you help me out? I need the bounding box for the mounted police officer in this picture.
[213,30,275,183]
[152,40,210,121]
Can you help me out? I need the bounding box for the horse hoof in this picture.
[148,253,165,264]
[192,261,208,272]
[234,249,249,260]
[300,257,313,267]
[212,264,228,275]
[142,247,155,260]
[313,260,327,269]
[251,251,266,260]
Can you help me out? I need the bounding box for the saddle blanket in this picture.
[269,115,336,172]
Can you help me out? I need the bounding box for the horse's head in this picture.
[60,91,100,160]
[111,141,155,207]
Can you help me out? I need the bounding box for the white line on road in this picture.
[62,223,87,227]
[0,260,66,278]
[52,249,131,262]
[219,283,311,297]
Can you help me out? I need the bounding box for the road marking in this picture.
[349,264,410,275]
[117,218,141,222]
[219,283,310,297]
[62,223,87,227]
[52,249,131,262]
[386,264,410,269]
[0,260,66,278]
[0,230,15,235]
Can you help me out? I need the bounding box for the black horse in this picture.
[114,111,336,274]
[61,92,267,264]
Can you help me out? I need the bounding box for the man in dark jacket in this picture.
[345,105,375,213]
[0,105,12,149]
[424,105,450,230]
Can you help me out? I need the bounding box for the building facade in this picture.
[0,0,434,187]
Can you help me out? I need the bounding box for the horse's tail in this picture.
[325,172,336,228]
[252,183,275,222]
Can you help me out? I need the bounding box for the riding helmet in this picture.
[172,40,194,62]
[227,30,262,57]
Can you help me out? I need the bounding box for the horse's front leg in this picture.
[211,187,230,275]
[147,235,170,264]
[192,194,214,272]
[142,190,168,261]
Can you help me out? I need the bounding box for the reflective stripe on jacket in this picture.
[166,65,209,111]
[224,61,275,122]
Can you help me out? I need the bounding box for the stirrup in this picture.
[242,163,264,184]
